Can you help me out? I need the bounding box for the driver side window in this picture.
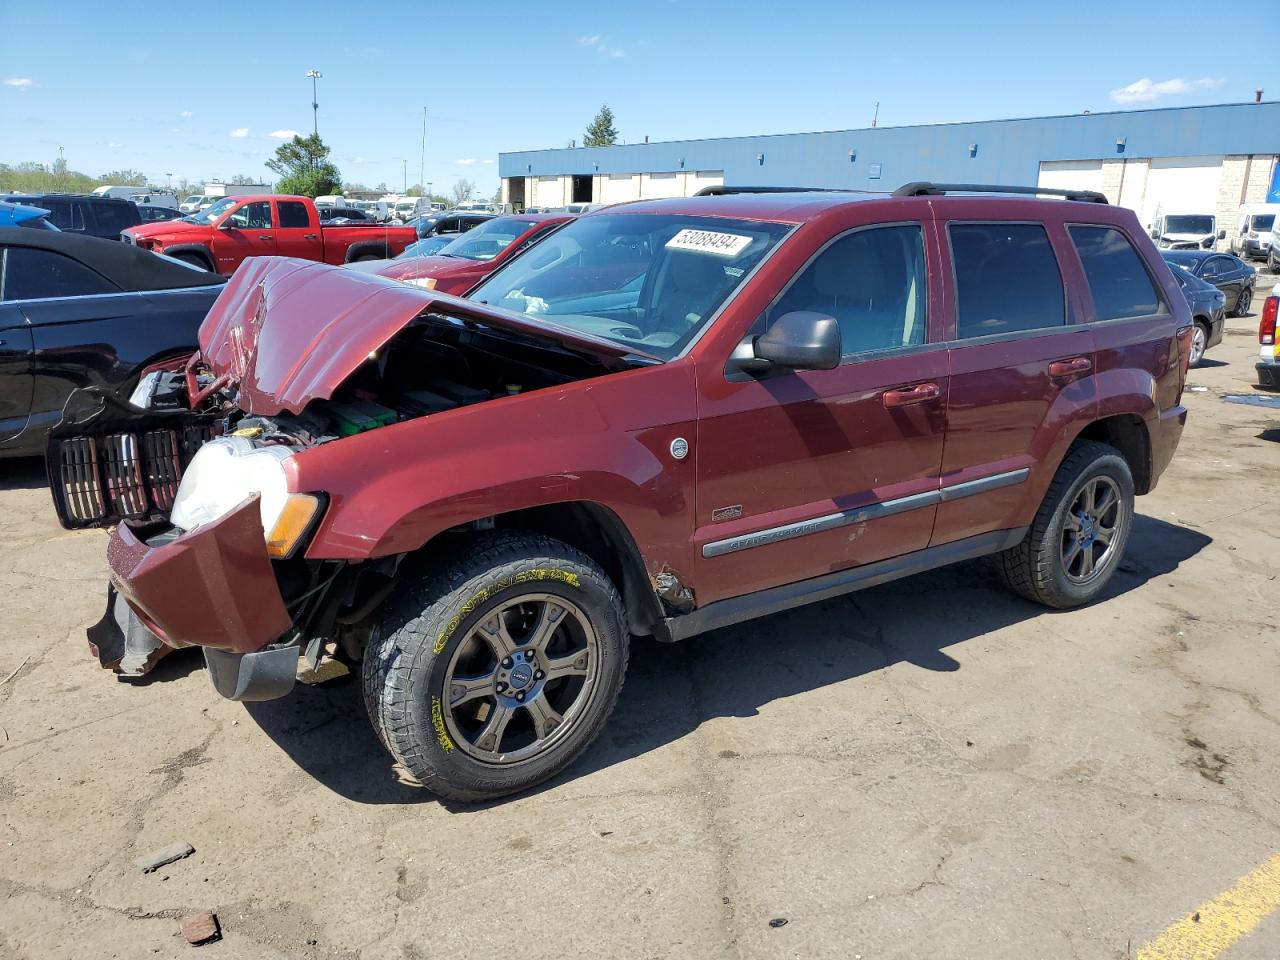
[765,224,927,357]
[229,202,272,229]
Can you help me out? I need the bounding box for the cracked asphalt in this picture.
[2,291,1278,959]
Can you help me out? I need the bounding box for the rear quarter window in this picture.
[91,201,140,234]
[1068,226,1165,321]
[948,222,1066,338]
[1,247,121,300]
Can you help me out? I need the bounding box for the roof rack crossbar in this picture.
[693,185,851,197]
[892,181,1108,203]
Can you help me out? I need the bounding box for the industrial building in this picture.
[499,101,1280,240]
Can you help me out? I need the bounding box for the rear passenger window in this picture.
[2,247,120,300]
[769,225,928,356]
[93,202,137,234]
[1068,226,1164,321]
[949,223,1065,338]
[278,201,310,229]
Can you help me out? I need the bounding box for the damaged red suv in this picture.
[50,183,1190,801]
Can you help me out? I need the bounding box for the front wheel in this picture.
[997,440,1134,609]
[361,532,628,802]
[1233,287,1253,318]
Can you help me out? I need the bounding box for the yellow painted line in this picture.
[1138,852,1280,960]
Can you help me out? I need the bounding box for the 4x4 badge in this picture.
[670,437,689,460]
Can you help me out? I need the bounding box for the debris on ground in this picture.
[768,918,789,928]
[136,841,195,874]
[1222,394,1280,408]
[180,911,221,945]
[1,654,31,686]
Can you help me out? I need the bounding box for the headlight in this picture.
[404,276,437,290]
[171,436,321,558]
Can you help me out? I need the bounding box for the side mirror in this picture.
[733,311,841,374]
[1217,229,1226,240]
[1150,229,1160,240]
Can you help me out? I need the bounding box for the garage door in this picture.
[640,172,682,199]
[1139,156,1223,230]
[534,176,563,208]
[600,173,638,205]
[689,170,724,195]
[1038,160,1103,195]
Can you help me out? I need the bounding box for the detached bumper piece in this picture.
[87,585,172,677]
[204,644,299,702]
[107,495,292,655]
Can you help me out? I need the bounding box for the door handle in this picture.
[1048,357,1092,380]
[882,382,941,408]
[303,234,317,240]
[257,235,273,241]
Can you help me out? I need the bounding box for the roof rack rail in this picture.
[892,181,1108,204]
[693,185,848,197]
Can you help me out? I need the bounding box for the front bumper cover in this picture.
[106,494,292,654]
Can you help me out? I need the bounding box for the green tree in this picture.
[450,178,475,205]
[98,169,147,186]
[265,133,341,197]
[584,104,618,147]
[229,174,261,185]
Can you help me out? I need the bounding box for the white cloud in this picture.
[107,141,123,149]
[268,129,302,139]
[230,127,250,138]
[1109,77,1222,104]
[455,158,478,166]
[3,77,34,89]
[179,110,193,118]
[481,159,495,165]
[577,34,624,57]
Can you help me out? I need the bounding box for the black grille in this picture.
[56,426,217,525]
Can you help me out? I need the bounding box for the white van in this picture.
[1148,212,1223,251]
[314,195,347,208]
[1230,203,1280,262]
[392,197,433,221]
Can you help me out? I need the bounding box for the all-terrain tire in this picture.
[361,532,628,802]
[997,440,1135,609]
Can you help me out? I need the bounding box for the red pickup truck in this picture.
[122,195,416,275]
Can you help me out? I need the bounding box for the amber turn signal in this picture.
[265,494,322,559]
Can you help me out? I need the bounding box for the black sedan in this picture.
[1166,263,1226,367]
[1161,250,1256,317]
[0,229,225,458]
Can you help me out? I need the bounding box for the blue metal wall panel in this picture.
[499,102,1280,189]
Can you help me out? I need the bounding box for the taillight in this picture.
[1175,323,1193,395]
[1261,296,1278,346]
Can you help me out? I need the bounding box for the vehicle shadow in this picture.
[243,513,1210,808]
[0,456,48,492]
[1194,358,1229,369]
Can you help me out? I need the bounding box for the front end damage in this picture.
[48,257,644,698]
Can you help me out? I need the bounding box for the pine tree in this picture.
[584,105,618,147]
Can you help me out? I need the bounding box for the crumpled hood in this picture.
[198,257,647,416]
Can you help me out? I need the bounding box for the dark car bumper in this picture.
[1258,360,1280,391]
[101,495,301,699]
[1149,404,1188,490]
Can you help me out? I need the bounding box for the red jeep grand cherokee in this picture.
[50,183,1190,801]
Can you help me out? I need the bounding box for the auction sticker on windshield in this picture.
[666,228,752,257]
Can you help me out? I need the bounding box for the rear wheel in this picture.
[361,532,628,802]
[1189,322,1208,367]
[1233,287,1253,318]
[998,440,1134,609]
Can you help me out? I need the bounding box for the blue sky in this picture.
[2,0,1276,195]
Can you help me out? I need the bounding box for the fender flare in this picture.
[343,241,390,263]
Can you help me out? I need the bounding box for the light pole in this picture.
[306,69,322,136]
[419,107,427,196]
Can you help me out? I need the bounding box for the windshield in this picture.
[469,213,790,360]
[183,195,203,204]
[396,202,416,213]
[1164,215,1214,235]
[397,235,455,258]
[435,218,537,262]
[1250,214,1275,232]
[183,197,237,224]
